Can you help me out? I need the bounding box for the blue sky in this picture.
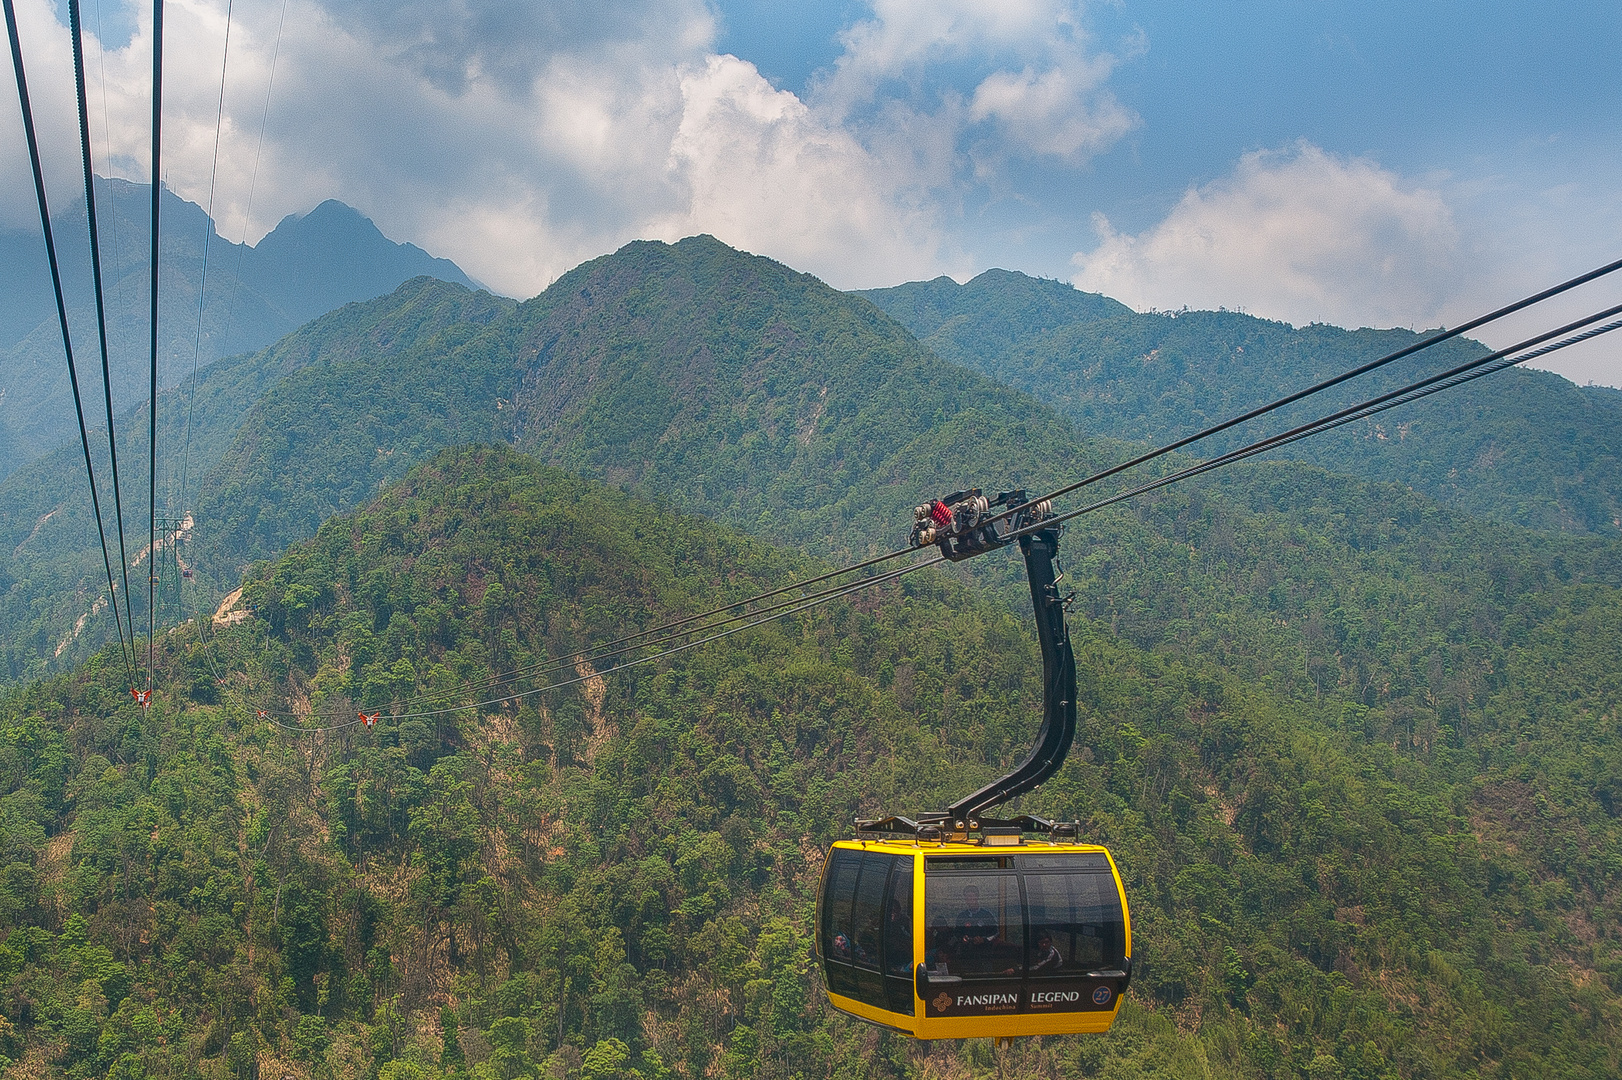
[4,0,1619,383]
[713,0,1622,383]
[719,0,1621,242]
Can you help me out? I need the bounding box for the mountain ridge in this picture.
[859,269,1622,535]
[0,180,480,478]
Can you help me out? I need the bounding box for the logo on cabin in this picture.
[1031,990,1081,1004]
[932,992,953,1014]
[1092,985,1113,1005]
[957,992,1019,1008]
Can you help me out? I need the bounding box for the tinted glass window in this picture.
[821,849,862,964]
[850,853,890,972]
[925,856,1015,872]
[1019,852,1110,871]
[1025,871,1126,976]
[882,861,914,978]
[924,872,1024,980]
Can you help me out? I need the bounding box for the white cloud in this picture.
[2,0,1139,298]
[1071,143,1467,329]
[969,63,1135,163]
[817,0,1138,171]
[647,54,946,288]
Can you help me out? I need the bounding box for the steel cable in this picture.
[212,0,287,376]
[5,0,137,685]
[145,0,163,687]
[982,256,1622,534]
[324,552,946,716]
[263,554,942,731]
[68,0,139,674]
[176,0,234,518]
[1000,299,1622,547]
[262,282,1622,733]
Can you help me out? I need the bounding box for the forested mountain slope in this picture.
[0,181,478,477]
[146,236,1109,596]
[187,237,1622,753]
[860,271,1622,535]
[15,235,1622,786]
[0,279,513,681]
[0,446,1616,1080]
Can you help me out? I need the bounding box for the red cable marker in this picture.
[130,688,152,708]
[359,711,379,728]
[256,709,269,721]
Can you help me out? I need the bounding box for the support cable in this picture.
[267,256,1622,711]
[262,290,1622,731]
[254,269,1618,734]
[176,0,234,517]
[982,256,1622,534]
[411,542,925,685]
[215,0,286,361]
[146,0,163,688]
[4,0,137,685]
[68,0,139,669]
[266,552,943,719]
[1140,312,1622,497]
[264,555,942,732]
[1000,299,1622,547]
[257,294,1621,735]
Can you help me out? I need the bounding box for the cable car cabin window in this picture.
[820,849,862,997]
[820,850,907,1011]
[882,861,915,1014]
[925,872,1025,981]
[1024,870,1126,976]
[1018,852,1110,871]
[924,856,1015,872]
[851,854,889,972]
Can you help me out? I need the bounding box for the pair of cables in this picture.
[255,553,946,733]
[994,295,1622,548]
[3,0,157,688]
[976,257,1622,538]
[4,0,171,694]
[257,256,1621,733]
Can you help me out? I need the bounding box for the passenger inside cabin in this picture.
[955,885,999,947]
[954,884,1019,977]
[1031,931,1063,973]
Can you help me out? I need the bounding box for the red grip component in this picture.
[929,500,953,526]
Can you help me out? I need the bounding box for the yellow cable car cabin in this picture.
[816,838,1131,1039]
[814,492,1131,1040]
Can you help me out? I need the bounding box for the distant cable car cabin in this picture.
[816,491,1131,1040]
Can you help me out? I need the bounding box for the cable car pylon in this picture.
[817,490,1131,1041]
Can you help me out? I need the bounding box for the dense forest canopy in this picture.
[1,446,1617,1080]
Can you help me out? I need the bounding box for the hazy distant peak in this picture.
[0,182,481,478]
[259,199,398,252]
[857,267,1131,341]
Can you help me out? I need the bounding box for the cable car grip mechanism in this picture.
[859,488,1079,841]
